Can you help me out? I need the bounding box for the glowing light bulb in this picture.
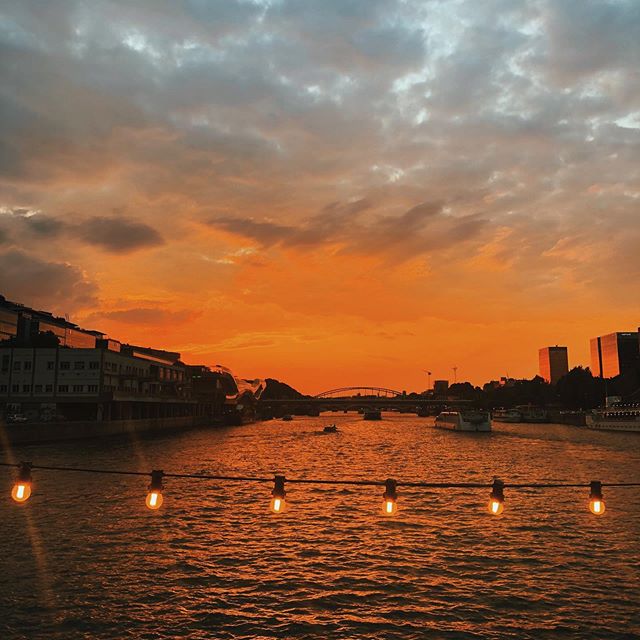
[11,463,32,504]
[146,470,164,510]
[381,478,398,516]
[488,498,504,515]
[488,478,504,516]
[11,482,32,503]
[588,481,605,516]
[146,490,163,510]
[270,474,286,513]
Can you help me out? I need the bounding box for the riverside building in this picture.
[0,295,260,425]
[538,346,569,385]
[590,332,639,378]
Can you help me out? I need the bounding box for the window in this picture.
[35,385,43,393]
[47,361,55,370]
[0,385,7,393]
[1,355,9,370]
[12,384,19,393]
[13,361,21,371]
[74,361,85,370]
[58,385,69,393]
[89,361,100,370]
[88,385,98,393]
[22,384,30,393]
[60,361,70,370]
[45,384,53,393]
[73,385,84,393]
[24,361,32,371]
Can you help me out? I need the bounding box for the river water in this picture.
[1,415,639,639]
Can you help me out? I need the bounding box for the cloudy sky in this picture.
[1,0,639,392]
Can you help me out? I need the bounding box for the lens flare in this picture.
[381,478,398,516]
[588,481,605,516]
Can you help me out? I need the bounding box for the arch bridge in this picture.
[315,386,403,399]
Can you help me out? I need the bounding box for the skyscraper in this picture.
[538,346,569,385]
[590,332,639,378]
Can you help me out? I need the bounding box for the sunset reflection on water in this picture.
[1,416,639,639]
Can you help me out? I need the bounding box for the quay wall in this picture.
[0,415,220,446]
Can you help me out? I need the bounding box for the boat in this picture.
[516,405,549,423]
[585,403,640,432]
[282,415,293,421]
[363,410,382,420]
[492,408,522,423]
[323,424,338,433]
[434,410,491,432]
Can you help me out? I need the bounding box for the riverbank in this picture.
[0,415,224,446]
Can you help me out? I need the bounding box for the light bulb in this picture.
[11,463,32,503]
[382,497,398,516]
[146,490,163,510]
[488,478,504,516]
[146,470,164,510]
[11,482,32,503]
[488,498,504,515]
[269,496,286,513]
[588,481,605,516]
[381,478,398,516]
[270,474,287,513]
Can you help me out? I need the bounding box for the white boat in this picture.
[492,408,522,423]
[586,404,640,433]
[435,411,491,432]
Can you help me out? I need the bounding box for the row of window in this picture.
[3,360,101,372]
[0,384,99,394]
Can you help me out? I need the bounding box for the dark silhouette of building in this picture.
[539,346,569,385]
[433,380,449,395]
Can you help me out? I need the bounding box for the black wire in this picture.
[1,461,639,488]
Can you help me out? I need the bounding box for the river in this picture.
[1,415,639,639]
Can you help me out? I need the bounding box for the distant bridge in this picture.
[315,387,403,399]
[258,386,472,418]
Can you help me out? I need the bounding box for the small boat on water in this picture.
[434,411,491,432]
[363,410,382,421]
[492,408,522,423]
[586,403,640,433]
[323,424,338,433]
[282,415,293,421]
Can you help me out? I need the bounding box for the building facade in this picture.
[590,332,640,378]
[0,342,196,421]
[538,346,569,385]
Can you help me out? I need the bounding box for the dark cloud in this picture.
[0,248,97,309]
[85,307,194,325]
[75,216,164,253]
[209,199,488,262]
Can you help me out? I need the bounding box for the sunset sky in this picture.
[1,0,639,393]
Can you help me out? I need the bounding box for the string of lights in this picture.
[1,461,639,516]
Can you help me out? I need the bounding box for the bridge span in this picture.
[258,386,472,419]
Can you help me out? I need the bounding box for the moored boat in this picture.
[363,409,382,420]
[434,411,491,432]
[516,405,549,423]
[585,403,640,433]
[492,408,522,423]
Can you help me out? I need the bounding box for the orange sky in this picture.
[1,1,639,394]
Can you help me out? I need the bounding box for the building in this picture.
[0,341,196,421]
[590,332,640,378]
[433,380,449,395]
[539,346,569,385]
[0,295,100,348]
